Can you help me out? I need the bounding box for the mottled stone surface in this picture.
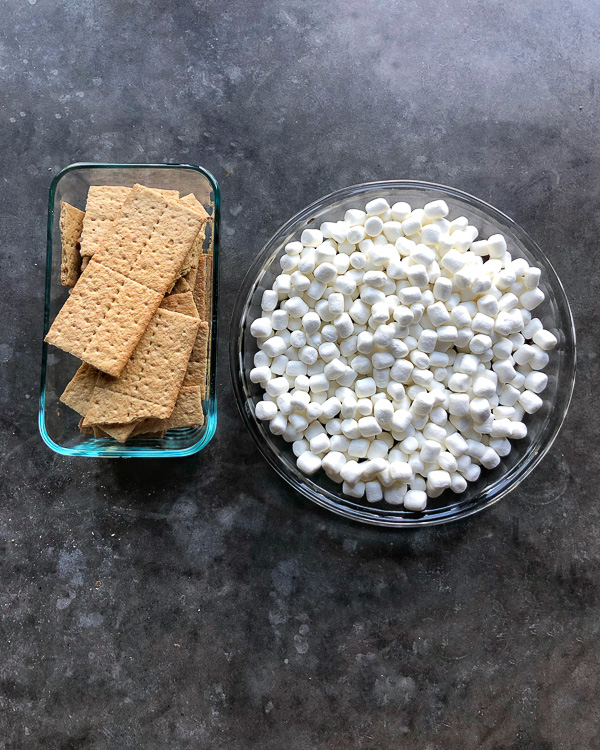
[0,0,598,747]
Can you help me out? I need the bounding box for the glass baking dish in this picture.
[230,180,576,526]
[39,162,219,457]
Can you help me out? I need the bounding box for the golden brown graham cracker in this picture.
[92,185,208,295]
[79,186,179,258]
[78,418,95,435]
[192,254,209,321]
[160,291,198,319]
[183,321,209,399]
[60,202,85,287]
[169,276,191,294]
[174,194,210,282]
[45,259,163,377]
[46,186,206,376]
[83,307,199,426]
[180,193,210,222]
[60,362,99,415]
[166,385,204,427]
[135,385,204,434]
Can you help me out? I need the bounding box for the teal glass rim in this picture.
[39,162,220,457]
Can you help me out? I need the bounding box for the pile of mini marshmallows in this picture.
[249,196,556,511]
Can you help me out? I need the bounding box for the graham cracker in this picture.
[134,385,205,434]
[92,185,208,295]
[167,385,204,427]
[183,321,209,399]
[160,290,198,318]
[60,202,85,287]
[96,422,139,442]
[176,226,205,283]
[78,418,95,435]
[184,264,199,290]
[172,194,209,283]
[83,307,199,426]
[60,362,99,415]
[192,254,209,321]
[45,259,163,377]
[169,277,191,294]
[79,186,179,258]
[179,193,210,222]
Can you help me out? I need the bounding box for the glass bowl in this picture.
[230,180,576,526]
[39,162,220,457]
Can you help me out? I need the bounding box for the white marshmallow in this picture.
[365,197,391,216]
[532,329,557,351]
[364,215,384,237]
[297,451,322,474]
[391,202,411,221]
[251,317,273,338]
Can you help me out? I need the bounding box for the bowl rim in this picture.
[230,179,576,527]
[39,161,220,458]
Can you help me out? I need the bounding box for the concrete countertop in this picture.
[1,1,597,747]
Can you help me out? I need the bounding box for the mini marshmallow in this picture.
[355,377,377,398]
[382,221,404,243]
[251,317,273,338]
[407,264,429,288]
[524,371,548,393]
[269,413,287,435]
[402,216,422,237]
[301,228,323,247]
[433,277,453,301]
[302,311,321,334]
[364,215,384,237]
[262,336,287,358]
[486,234,507,259]
[420,224,442,247]
[255,401,278,421]
[520,287,545,311]
[297,451,322,474]
[518,390,543,414]
[532,328,557,351]
[523,266,541,289]
[358,416,382,437]
[391,202,411,221]
[365,197,390,216]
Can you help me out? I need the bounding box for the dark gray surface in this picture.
[0,0,598,747]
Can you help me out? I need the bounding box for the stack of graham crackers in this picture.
[46,184,212,442]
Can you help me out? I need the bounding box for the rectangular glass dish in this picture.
[39,162,219,457]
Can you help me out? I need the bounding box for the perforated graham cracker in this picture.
[93,185,208,295]
[180,193,210,222]
[79,186,179,258]
[160,291,198,318]
[167,385,204,427]
[167,194,209,286]
[60,362,99,415]
[83,307,199,426]
[134,385,204,434]
[60,202,85,287]
[45,259,163,377]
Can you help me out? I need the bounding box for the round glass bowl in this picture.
[230,181,576,527]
